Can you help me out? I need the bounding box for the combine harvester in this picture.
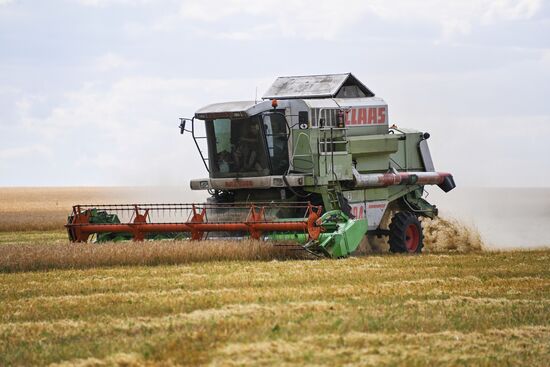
[67,73,455,258]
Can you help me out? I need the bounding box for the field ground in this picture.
[0,238,548,366]
[0,188,549,365]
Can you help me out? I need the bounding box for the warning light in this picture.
[271,99,278,109]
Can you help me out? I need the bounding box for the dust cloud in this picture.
[421,216,484,253]
[426,187,550,250]
[357,215,484,254]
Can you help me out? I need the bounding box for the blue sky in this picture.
[0,0,549,187]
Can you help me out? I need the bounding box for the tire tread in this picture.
[388,211,424,253]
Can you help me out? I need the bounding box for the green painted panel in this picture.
[319,155,353,180]
[348,134,399,155]
[390,132,424,171]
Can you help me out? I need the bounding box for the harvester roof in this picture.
[195,101,256,114]
[195,100,271,120]
[263,73,374,100]
[194,73,379,120]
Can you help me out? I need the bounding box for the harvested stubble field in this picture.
[0,187,549,366]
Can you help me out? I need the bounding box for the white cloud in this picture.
[368,0,542,39]
[2,0,547,186]
[19,75,272,139]
[94,53,134,72]
[218,25,275,41]
[0,144,52,160]
[178,0,542,40]
[481,0,541,23]
[179,0,370,40]
[15,76,274,185]
[74,0,151,6]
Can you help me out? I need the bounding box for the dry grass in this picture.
[0,240,309,272]
[0,216,487,272]
[0,210,69,232]
[0,229,68,246]
[0,187,116,231]
[1,187,548,365]
[0,249,548,366]
[0,187,193,232]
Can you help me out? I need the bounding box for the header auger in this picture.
[66,73,455,258]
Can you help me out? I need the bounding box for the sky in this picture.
[0,0,549,187]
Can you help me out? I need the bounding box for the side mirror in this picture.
[179,118,187,135]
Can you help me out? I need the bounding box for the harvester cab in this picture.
[67,73,455,258]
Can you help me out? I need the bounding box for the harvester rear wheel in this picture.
[388,211,423,253]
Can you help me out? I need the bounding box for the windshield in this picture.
[206,116,270,178]
[205,113,289,178]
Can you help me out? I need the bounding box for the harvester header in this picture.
[67,73,455,257]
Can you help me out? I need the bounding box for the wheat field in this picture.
[0,186,199,231]
[1,249,548,366]
[0,187,549,366]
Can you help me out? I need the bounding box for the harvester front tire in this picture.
[388,211,423,253]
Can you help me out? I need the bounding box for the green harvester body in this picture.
[66,73,454,257]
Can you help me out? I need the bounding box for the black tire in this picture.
[388,211,424,253]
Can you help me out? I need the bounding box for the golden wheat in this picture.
[0,249,548,366]
[0,186,195,231]
[0,240,310,272]
[1,188,548,365]
[0,187,115,231]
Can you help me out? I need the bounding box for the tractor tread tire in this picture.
[388,211,424,253]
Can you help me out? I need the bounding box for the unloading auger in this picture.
[66,73,455,258]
